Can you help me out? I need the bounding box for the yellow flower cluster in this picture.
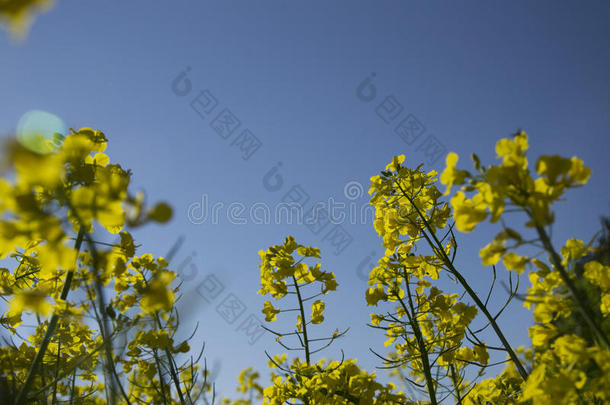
[0,128,213,404]
[365,153,502,401]
[518,334,610,404]
[263,358,408,405]
[434,131,610,404]
[258,236,336,326]
[221,367,265,405]
[369,156,451,256]
[2,123,607,404]
[441,131,590,234]
[347,130,610,403]
[256,237,410,404]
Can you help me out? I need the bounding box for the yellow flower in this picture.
[84,152,110,167]
[262,301,281,322]
[568,156,591,184]
[9,289,52,316]
[370,313,384,326]
[536,155,572,185]
[479,238,506,266]
[294,263,315,283]
[529,324,558,349]
[495,130,528,169]
[451,191,487,233]
[311,300,325,324]
[473,344,490,365]
[440,152,468,195]
[365,284,387,306]
[36,241,77,279]
[140,271,175,313]
[385,154,405,171]
[12,143,64,189]
[561,238,587,266]
[297,246,321,258]
[552,334,588,364]
[282,236,298,253]
[502,252,529,273]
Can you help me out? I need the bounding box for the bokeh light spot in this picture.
[16,109,66,154]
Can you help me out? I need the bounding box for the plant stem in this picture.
[292,275,311,365]
[151,310,187,405]
[401,278,437,405]
[396,184,529,380]
[14,227,85,405]
[534,224,609,349]
[83,232,120,405]
[450,364,463,405]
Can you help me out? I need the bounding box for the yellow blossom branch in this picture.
[14,226,85,405]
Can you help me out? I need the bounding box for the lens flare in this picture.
[16,110,66,154]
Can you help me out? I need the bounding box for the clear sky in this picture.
[1,0,610,400]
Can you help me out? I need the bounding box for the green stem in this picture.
[152,310,187,405]
[84,233,119,405]
[534,224,609,349]
[401,278,437,405]
[14,227,85,405]
[396,183,529,380]
[153,349,170,405]
[450,364,463,405]
[292,275,311,366]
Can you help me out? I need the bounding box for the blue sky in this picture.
[2,0,610,399]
